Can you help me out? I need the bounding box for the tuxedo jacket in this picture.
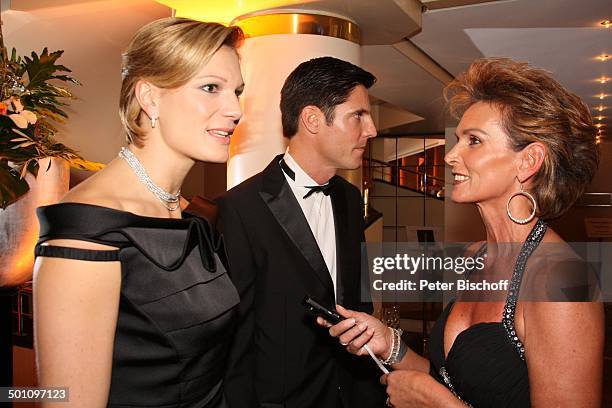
[217,155,385,408]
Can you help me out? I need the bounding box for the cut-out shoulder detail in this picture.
[41,238,119,251]
[36,202,223,272]
[36,245,119,262]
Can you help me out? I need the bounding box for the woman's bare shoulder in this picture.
[59,161,173,219]
[60,164,125,208]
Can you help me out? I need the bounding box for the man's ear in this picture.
[517,142,546,183]
[134,79,160,122]
[299,106,324,135]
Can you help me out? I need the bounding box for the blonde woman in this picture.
[33,18,244,407]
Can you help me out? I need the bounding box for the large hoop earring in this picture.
[506,181,536,224]
[151,115,157,128]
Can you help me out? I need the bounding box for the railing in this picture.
[577,193,612,207]
[364,158,445,198]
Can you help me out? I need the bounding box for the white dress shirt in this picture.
[282,150,337,296]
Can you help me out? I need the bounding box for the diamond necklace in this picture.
[118,147,181,211]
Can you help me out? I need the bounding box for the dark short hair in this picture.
[280,56,376,138]
[444,57,599,220]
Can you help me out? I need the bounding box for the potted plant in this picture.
[0,20,102,286]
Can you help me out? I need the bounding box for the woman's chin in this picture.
[190,149,229,164]
[450,193,471,204]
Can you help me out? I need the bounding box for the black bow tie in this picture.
[279,158,334,199]
[303,183,333,199]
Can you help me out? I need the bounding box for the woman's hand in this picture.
[381,370,466,408]
[316,305,392,358]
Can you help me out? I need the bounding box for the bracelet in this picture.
[397,336,408,362]
[381,327,403,365]
[381,327,395,364]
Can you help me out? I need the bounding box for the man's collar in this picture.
[283,150,323,187]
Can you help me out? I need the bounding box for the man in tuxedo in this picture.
[217,57,384,408]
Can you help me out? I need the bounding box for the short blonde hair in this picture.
[445,58,598,220]
[119,17,243,146]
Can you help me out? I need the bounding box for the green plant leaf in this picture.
[13,141,36,149]
[20,48,79,122]
[8,127,34,139]
[0,161,30,209]
[0,45,99,208]
[67,157,105,171]
[28,159,40,178]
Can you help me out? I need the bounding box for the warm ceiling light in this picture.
[595,123,605,128]
[597,115,605,120]
[597,105,606,111]
[602,20,611,28]
[598,54,610,61]
[154,0,311,25]
[599,77,610,83]
[600,93,607,100]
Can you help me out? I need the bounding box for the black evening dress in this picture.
[428,220,547,408]
[35,202,239,408]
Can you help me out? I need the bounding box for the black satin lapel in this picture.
[330,182,350,304]
[260,183,335,295]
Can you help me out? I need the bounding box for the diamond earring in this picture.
[506,180,536,224]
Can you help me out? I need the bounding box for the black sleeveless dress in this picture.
[428,220,547,407]
[35,203,240,408]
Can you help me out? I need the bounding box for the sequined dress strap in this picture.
[501,219,547,360]
[437,220,547,406]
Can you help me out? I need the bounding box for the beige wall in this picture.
[2,0,171,178]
